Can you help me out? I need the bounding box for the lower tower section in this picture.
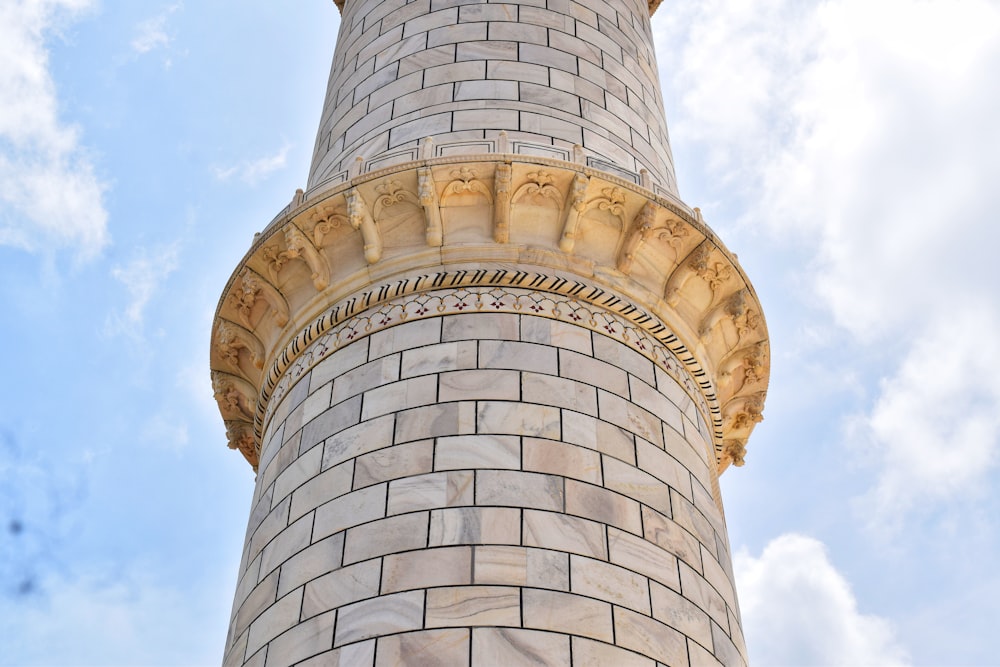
[226,297,746,667]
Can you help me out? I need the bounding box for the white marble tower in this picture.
[211,0,769,665]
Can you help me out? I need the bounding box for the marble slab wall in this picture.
[307,0,678,195]
[223,311,747,667]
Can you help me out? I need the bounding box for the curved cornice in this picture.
[211,152,769,473]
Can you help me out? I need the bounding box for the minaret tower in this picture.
[211,0,769,665]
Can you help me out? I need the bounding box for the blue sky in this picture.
[1,0,999,664]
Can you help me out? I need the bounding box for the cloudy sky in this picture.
[1,0,998,664]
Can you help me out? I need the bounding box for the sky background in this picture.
[1,0,999,664]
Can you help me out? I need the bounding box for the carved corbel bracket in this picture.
[418,167,444,247]
[681,241,736,310]
[347,188,382,264]
[224,420,258,469]
[718,340,768,396]
[733,301,763,348]
[618,201,659,274]
[723,392,766,432]
[214,319,265,373]
[664,240,710,306]
[212,371,258,422]
[699,288,749,341]
[494,162,512,243]
[559,172,590,253]
[230,267,290,328]
[261,226,331,292]
[656,217,691,263]
[722,438,748,468]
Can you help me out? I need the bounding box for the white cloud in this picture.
[214,143,292,185]
[655,0,1000,523]
[0,0,108,260]
[105,243,179,340]
[736,534,909,666]
[856,303,1000,523]
[131,3,182,55]
[655,0,820,182]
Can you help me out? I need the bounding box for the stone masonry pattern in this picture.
[308,0,678,195]
[223,312,747,667]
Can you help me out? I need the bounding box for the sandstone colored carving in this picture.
[558,172,590,253]
[229,267,289,329]
[346,188,381,265]
[305,203,348,248]
[493,162,512,243]
[417,167,443,247]
[618,201,659,275]
[442,167,492,205]
[214,319,263,372]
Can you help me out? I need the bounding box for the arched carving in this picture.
[212,371,257,421]
[513,170,562,209]
[699,288,749,341]
[261,226,331,291]
[617,201,659,274]
[214,319,265,372]
[305,203,349,248]
[372,179,419,220]
[584,186,626,225]
[229,267,289,329]
[719,341,768,395]
[658,217,691,263]
[441,167,492,204]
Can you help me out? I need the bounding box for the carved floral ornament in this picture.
[305,203,348,248]
[211,155,769,470]
[228,267,289,330]
[442,166,492,203]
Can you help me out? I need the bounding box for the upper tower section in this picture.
[308,0,679,196]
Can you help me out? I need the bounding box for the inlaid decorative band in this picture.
[256,269,724,459]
